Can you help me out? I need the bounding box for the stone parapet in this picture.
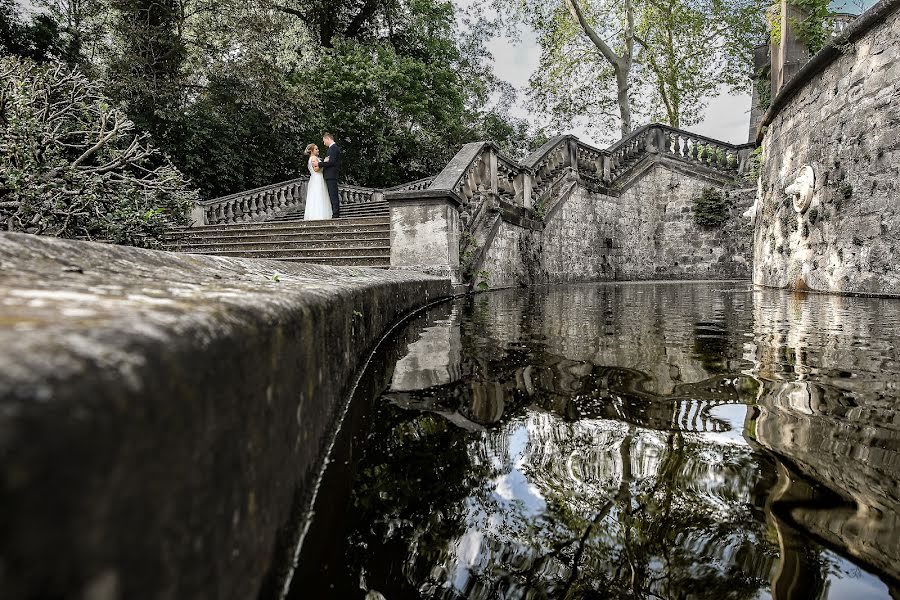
[0,232,450,599]
[386,189,463,285]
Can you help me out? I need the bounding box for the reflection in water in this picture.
[291,283,900,600]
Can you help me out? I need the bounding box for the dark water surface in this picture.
[290,282,900,600]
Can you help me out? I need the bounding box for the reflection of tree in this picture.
[336,285,899,599]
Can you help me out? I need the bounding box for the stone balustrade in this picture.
[195,178,307,226]
[387,176,436,192]
[194,178,385,226]
[429,124,755,216]
[192,124,753,228]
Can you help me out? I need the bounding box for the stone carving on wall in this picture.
[785,165,815,213]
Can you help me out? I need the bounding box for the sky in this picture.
[483,28,754,146]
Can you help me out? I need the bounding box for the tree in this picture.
[1,0,78,63]
[636,0,767,128]
[489,0,768,140]
[0,56,195,247]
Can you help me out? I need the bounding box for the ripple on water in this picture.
[291,282,900,600]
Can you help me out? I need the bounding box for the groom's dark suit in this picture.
[321,143,342,218]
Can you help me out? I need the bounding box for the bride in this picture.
[303,143,332,220]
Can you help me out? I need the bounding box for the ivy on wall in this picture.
[693,187,733,227]
[769,0,833,55]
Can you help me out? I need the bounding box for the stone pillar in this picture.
[568,138,579,172]
[773,0,811,97]
[385,189,463,286]
[514,172,534,209]
[190,204,207,227]
[488,150,499,195]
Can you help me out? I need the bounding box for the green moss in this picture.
[692,187,733,228]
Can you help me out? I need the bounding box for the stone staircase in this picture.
[270,198,389,222]
[164,216,391,268]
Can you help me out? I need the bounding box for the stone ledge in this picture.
[757,0,900,141]
[0,232,451,600]
[384,187,464,207]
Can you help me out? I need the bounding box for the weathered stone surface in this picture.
[387,191,462,285]
[535,162,754,285]
[756,3,900,296]
[0,232,450,600]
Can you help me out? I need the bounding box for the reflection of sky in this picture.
[492,423,547,516]
[704,403,752,447]
[825,555,893,599]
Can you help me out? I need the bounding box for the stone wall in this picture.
[0,233,450,600]
[484,161,755,288]
[615,162,754,281]
[754,0,900,296]
[479,219,545,289]
[541,185,622,283]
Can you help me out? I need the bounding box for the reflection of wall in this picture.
[751,291,900,580]
[390,307,462,392]
[534,283,753,396]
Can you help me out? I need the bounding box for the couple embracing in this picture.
[303,133,342,220]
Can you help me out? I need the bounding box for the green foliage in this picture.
[747,146,764,182]
[474,269,490,291]
[0,0,74,63]
[0,56,194,247]
[488,0,768,139]
[1,0,530,200]
[770,0,833,55]
[789,0,832,54]
[692,187,733,228]
[533,199,547,222]
[756,76,772,112]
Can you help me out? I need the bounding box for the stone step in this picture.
[179,246,390,259]
[166,230,392,245]
[273,256,390,268]
[170,238,391,253]
[169,217,390,236]
[273,203,389,221]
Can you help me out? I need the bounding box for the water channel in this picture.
[290,282,900,599]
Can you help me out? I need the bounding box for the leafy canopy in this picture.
[0,55,195,246]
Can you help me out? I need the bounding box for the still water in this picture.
[292,282,900,600]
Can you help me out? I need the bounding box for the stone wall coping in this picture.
[0,231,451,599]
[757,0,900,142]
[428,141,527,192]
[384,187,464,207]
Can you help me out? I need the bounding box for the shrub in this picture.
[0,56,195,247]
[692,187,732,228]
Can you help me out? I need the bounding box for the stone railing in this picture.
[195,178,385,226]
[386,176,436,192]
[387,123,756,287]
[195,178,307,226]
[429,124,754,215]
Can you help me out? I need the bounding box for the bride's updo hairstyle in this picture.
[304,143,318,156]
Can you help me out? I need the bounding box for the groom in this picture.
[320,132,342,218]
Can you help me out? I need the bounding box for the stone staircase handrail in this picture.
[386,176,436,192]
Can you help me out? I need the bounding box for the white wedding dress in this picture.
[303,157,332,220]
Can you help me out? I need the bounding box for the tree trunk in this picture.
[616,66,632,136]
